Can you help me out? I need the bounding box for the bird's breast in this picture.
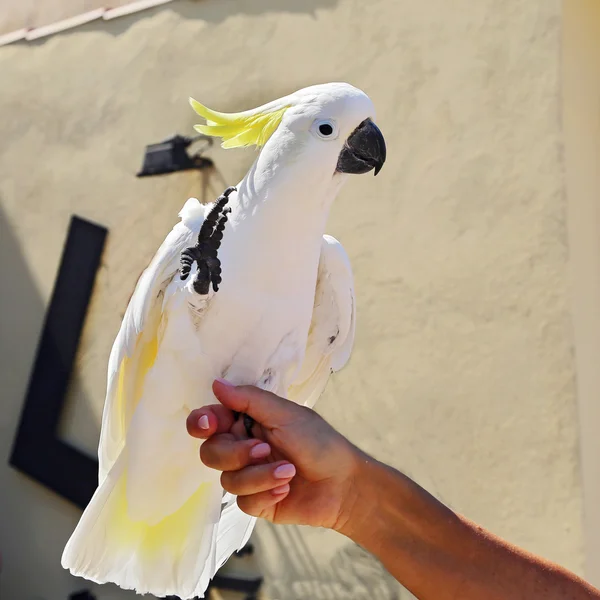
[191,278,315,387]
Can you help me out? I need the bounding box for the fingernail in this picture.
[249,443,271,459]
[198,415,210,430]
[272,483,290,495]
[273,463,296,479]
[215,377,234,387]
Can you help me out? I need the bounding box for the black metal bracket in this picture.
[69,590,97,600]
[136,134,214,177]
[10,215,261,599]
[206,573,263,599]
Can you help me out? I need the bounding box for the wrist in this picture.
[333,451,433,554]
[333,446,386,545]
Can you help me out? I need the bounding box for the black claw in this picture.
[232,411,255,438]
[180,186,236,294]
[197,187,236,244]
[243,414,255,438]
[180,248,200,281]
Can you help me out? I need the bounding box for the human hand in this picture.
[186,380,362,530]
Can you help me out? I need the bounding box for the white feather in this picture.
[99,198,207,483]
[287,234,356,407]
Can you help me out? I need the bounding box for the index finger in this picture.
[187,404,236,439]
[212,380,303,428]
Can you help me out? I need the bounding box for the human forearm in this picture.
[191,384,599,598]
[338,452,600,600]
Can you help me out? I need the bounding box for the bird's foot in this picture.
[180,186,236,295]
[233,411,256,438]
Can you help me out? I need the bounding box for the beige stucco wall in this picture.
[0,0,586,598]
[563,0,600,587]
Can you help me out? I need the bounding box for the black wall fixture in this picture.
[136,134,214,177]
[10,215,262,599]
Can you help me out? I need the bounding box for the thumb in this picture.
[212,379,302,428]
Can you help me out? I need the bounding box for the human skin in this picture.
[186,380,600,600]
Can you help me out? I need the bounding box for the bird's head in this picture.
[190,82,386,179]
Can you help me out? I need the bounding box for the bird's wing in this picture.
[98,198,207,483]
[287,234,356,408]
[212,235,356,566]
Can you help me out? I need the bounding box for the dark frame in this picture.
[10,215,106,508]
[9,215,262,598]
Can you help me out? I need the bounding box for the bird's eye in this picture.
[319,123,333,136]
[312,119,339,140]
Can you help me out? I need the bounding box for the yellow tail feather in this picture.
[62,453,222,599]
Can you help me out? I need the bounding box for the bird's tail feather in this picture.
[215,493,257,571]
[61,452,224,599]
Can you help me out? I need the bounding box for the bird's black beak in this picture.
[336,118,386,176]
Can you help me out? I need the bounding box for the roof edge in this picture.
[0,0,175,47]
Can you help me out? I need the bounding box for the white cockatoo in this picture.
[62,82,386,599]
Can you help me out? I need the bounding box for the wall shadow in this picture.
[255,523,404,600]
[0,202,107,598]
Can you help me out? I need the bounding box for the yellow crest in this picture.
[190,97,290,149]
